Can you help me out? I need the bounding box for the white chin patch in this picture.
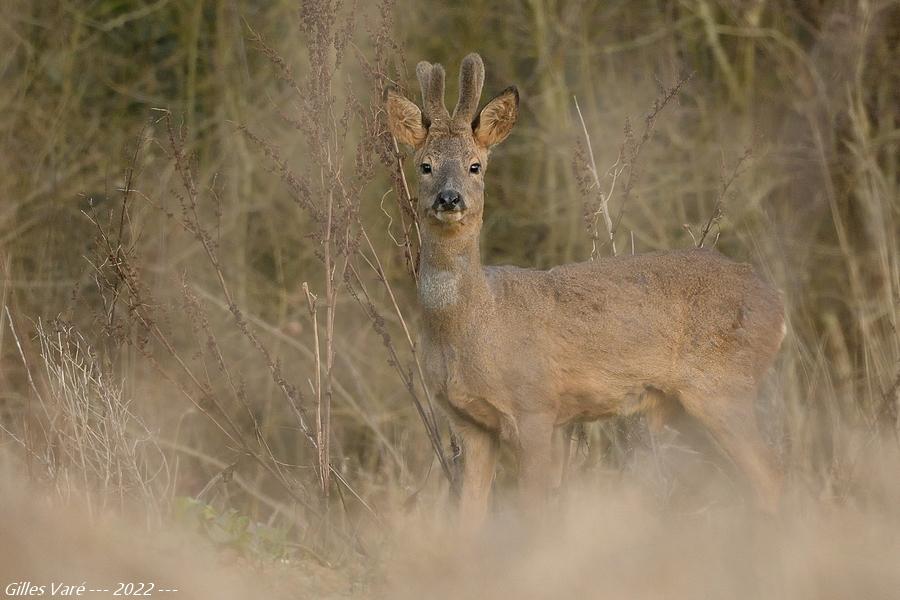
[434,211,464,223]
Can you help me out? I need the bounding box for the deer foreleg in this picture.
[455,421,499,532]
[515,412,556,513]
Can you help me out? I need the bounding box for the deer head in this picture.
[385,53,518,237]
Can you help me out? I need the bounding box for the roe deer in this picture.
[384,53,785,529]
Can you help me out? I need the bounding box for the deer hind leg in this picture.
[679,389,783,513]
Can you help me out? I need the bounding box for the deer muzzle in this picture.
[431,189,467,222]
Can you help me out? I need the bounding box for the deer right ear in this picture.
[384,87,427,149]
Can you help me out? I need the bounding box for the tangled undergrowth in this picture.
[0,1,897,597]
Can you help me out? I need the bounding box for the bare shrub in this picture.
[2,312,169,524]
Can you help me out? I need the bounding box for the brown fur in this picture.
[385,54,785,530]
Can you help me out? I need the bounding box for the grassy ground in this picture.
[0,1,898,597]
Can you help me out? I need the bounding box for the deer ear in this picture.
[473,86,518,148]
[384,87,427,149]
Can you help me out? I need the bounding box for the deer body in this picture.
[386,54,785,529]
[422,248,783,427]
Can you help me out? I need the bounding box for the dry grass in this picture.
[386,472,900,600]
[2,315,170,523]
[0,0,898,596]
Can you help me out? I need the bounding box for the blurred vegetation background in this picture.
[0,0,897,557]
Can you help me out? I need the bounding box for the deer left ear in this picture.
[473,86,518,148]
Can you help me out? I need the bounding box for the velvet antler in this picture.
[416,61,449,130]
[452,53,485,128]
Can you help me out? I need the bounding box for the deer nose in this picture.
[434,190,465,211]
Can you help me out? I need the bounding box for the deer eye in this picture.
[420,163,432,174]
[469,163,481,174]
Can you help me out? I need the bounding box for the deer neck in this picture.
[418,224,490,336]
